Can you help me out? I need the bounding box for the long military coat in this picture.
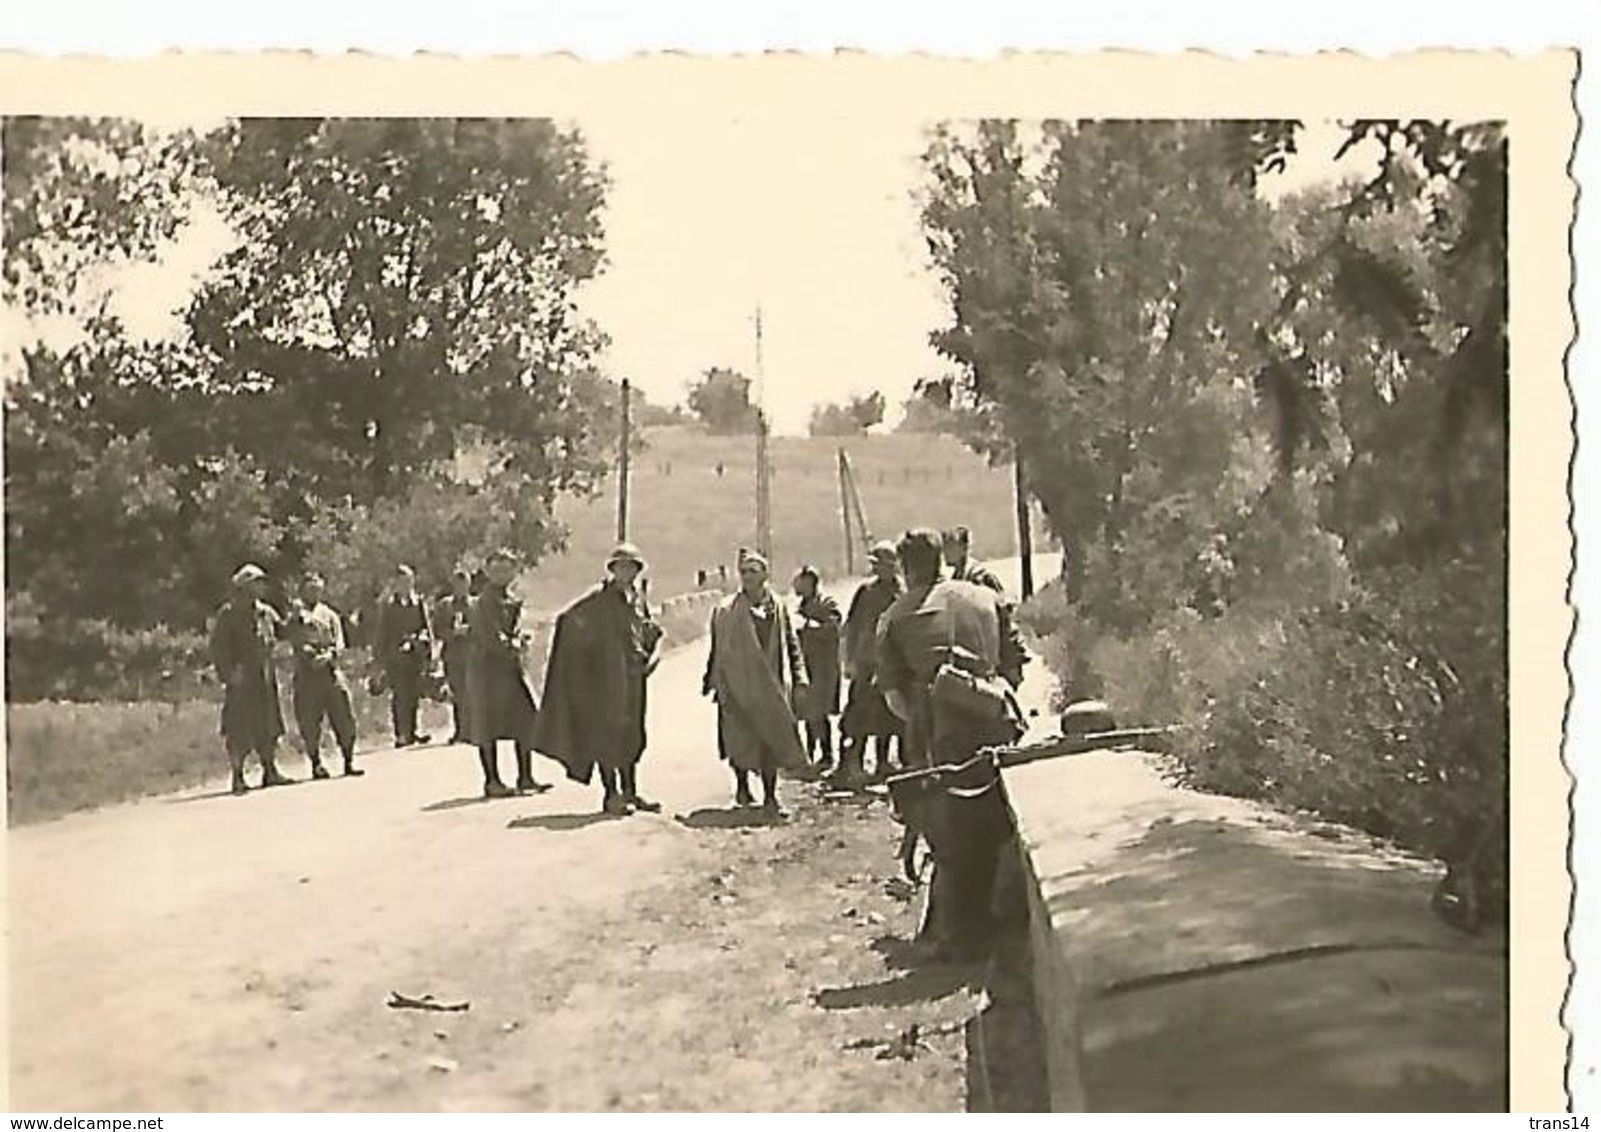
[210,596,286,752]
[535,580,663,783]
[466,583,540,747]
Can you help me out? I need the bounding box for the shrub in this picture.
[5,591,213,703]
[1023,577,1503,869]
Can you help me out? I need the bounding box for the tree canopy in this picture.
[922,117,1508,883]
[808,390,886,437]
[685,366,760,434]
[4,116,618,695]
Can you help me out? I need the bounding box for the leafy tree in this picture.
[302,476,560,627]
[808,390,886,437]
[930,118,1509,900]
[188,118,612,508]
[848,390,886,431]
[2,117,201,320]
[896,374,1005,446]
[632,389,689,429]
[685,366,759,434]
[3,118,621,697]
[897,376,957,434]
[923,120,1285,616]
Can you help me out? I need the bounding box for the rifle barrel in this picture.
[884,725,1181,792]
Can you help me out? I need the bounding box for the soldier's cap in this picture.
[737,547,769,572]
[607,542,647,570]
[868,540,899,564]
[942,525,972,544]
[232,563,267,586]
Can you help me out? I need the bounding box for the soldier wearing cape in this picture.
[702,548,809,819]
[534,544,664,815]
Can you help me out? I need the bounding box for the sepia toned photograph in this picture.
[0,51,1575,1113]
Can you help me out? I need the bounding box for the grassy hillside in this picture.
[521,427,1052,612]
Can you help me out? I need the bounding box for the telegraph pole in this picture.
[753,306,773,561]
[838,449,855,575]
[1014,444,1035,599]
[616,377,632,542]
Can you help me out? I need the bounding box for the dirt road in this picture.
[8,561,1053,1112]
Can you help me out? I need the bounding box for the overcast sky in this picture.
[6,117,1362,436]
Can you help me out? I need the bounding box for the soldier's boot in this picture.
[621,764,660,813]
[815,724,837,776]
[828,738,864,789]
[308,748,331,780]
[259,748,293,788]
[759,769,787,821]
[228,751,249,796]
[480,745,514,798]
[733,769,755,807]
[342,747,365,777]
[601,768,631,816]
[514,745,550,795]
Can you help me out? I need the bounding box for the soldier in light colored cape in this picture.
[702,548,809,819]
[209,563,292,795]
[535,543,665,816]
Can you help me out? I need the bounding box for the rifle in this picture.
[886,725,1181,789]
[884,725,1181,882]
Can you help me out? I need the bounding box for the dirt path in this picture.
[7,586,1049,1112]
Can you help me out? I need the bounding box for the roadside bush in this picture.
[1021,567,1504,868]
[5,591,212,702]
[303,476,563,624]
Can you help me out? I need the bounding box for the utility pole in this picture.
[840,450,872,555]
[1014,444,1035,599]
[616,377,632,542]
[838,449,855,575]
[756,410,773,561]
[753,306,773,561]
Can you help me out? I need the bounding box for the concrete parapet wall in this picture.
[1002,750,1507,1112]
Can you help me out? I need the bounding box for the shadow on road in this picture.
[812,963,982,1010]
[675,806,776,830]
[420,794,521,813]
[166,778,323,806]
[165,788,240,806]
[870,932,939,971]
[507,811,623,832]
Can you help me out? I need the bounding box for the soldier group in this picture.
[210,526,1019,801]
[786,526,1014,781]
[212,524,1027,958]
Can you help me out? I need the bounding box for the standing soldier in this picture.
[834,540,905,787]
[536,543,665,816]
[435,568,475,744]
[377,564,435,748]
[290,573,363,780]
[468,548,550,798]
[703,548,809,819]
[210,563,292,795]
[941,526,1006,596]
[792,565,843,773]
[876,528,1028,960]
